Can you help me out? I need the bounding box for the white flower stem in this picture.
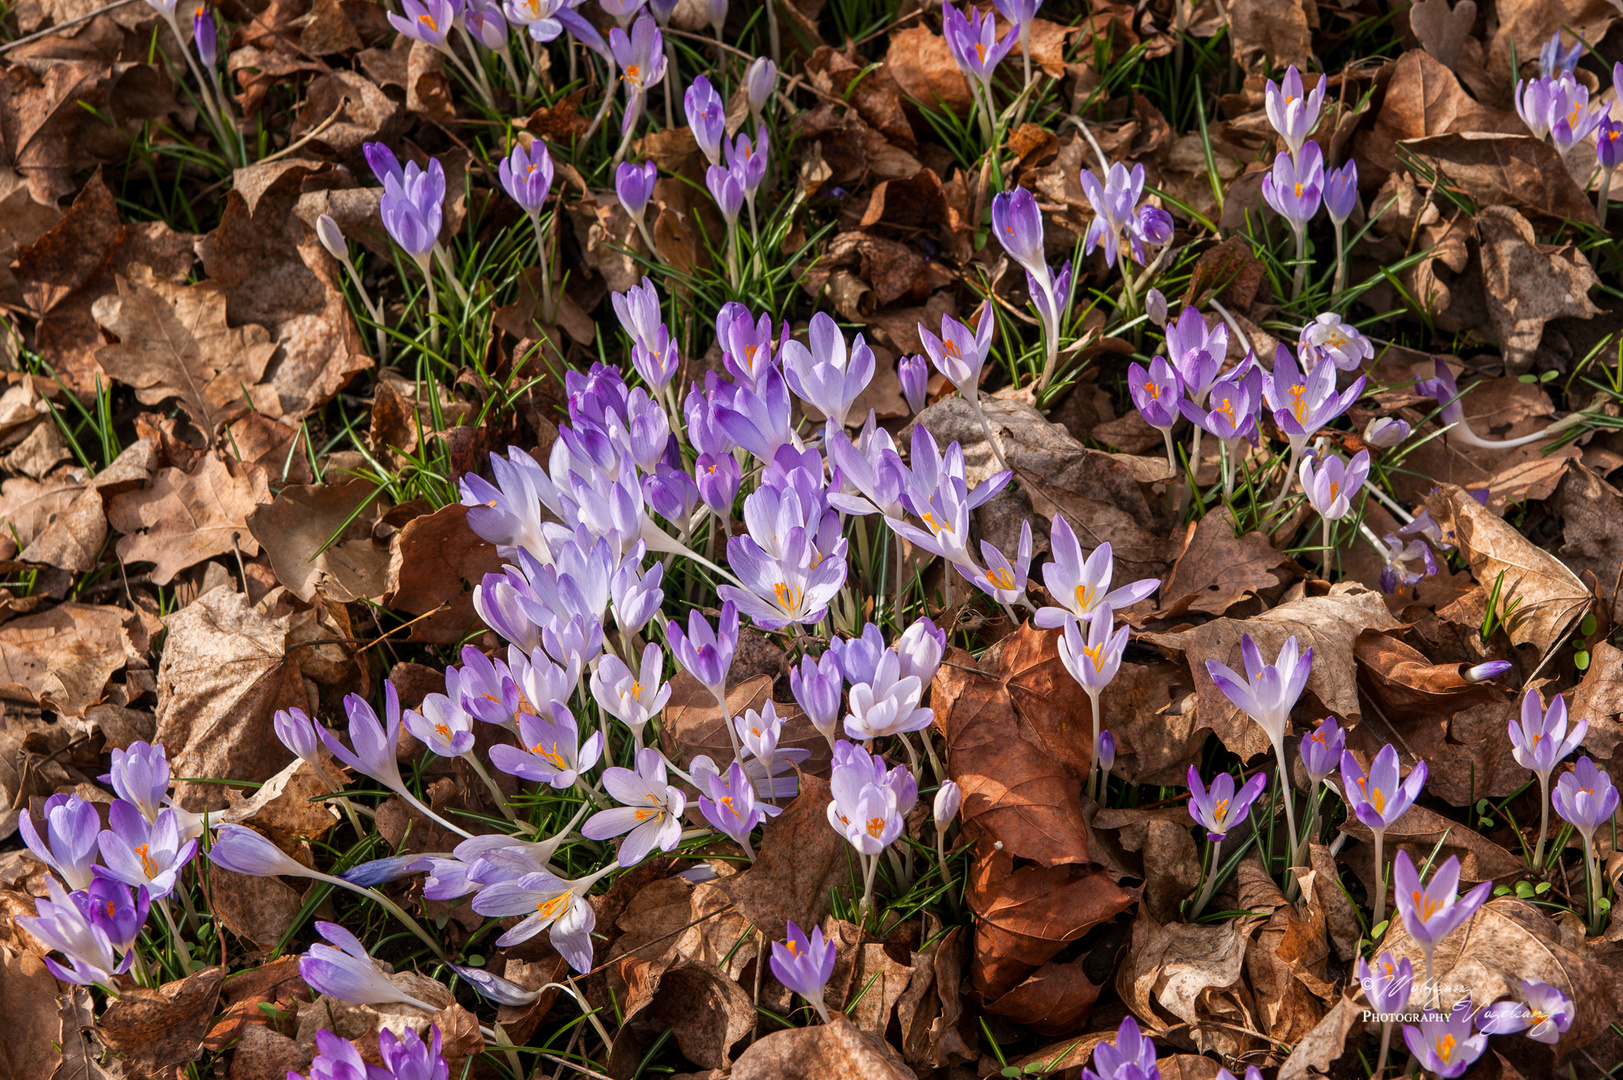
[1086,691,1103,801]
[309,869,448,962]
[1290,221,1307,301]
[1535,771,1550,869]
[1265,440,1304,521]
[968,398,1010,471]
[154,896,194,970]
[1332,221,1347,295]
[1376,1019,1394,1078]
[1372,827,1387,927]
[1191,837,1222,919]
[464,752,517,822]
[859,852,880,925]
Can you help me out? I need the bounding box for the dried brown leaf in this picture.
[0,602,134,717]
[729,1014,916,1080]
[1552,462,1623,625]
[1475,205,1602,370]
[383,503,505,644]
[1228,0,1311,71]
[247,479,391,603]
[1160,507,1297,618]
[1425,484,1590,657]
[107,454,271,586]
[100,966,224,1080]
[1115,908,1263,1057]
[718,773,850,935]
[0,946,62,1080]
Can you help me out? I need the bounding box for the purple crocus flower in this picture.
[1480,980,1574,1044]
[1080,162,1154,268]
[1355,951,1414,1014]
[722,526,847,630]
[1187,767,1269,841]
[960,519,1032,606]
[1364,417,1410,447]
[1598,118,1623,172]
[1541,30,1583,78]
[1163,305,1225,402]
[1553,756,1619,847]
[705,162,744,224]
[694,450,740,515]
[1082,1016,1158,1080]
[404,683,477,760]
[829,622,884,686]
[388,0,456,47]
[1300,449,1369,522]
[1264,65,1327,160]
[491,702,603,789]
[1206,634,1312,758]
[715,364,796,461]
[379,1028,449,1080]
[464,0,509,49]
[96,803,197,900]
[301,921,441,1012]
[1181,366,1261,448]
[1548,75,1604,156]
[104,740,171,822]
[770,921,835,1022]
[684,75,726,166]
[1394,850,1492,984]
[378,154,444,266]
[18,875,130,988]
[942,2,1015,102]
[1324,159,1358,225]
[1299,716,1344,787]
[699,761,776,858]
[1511,690,1588,866]
[1128,356,1183,460]
[85,877,150,955]
[1403,1002,1487,1079]
[470,865,608,970]
[790,652,843,746]
[845,651,932,741]
[781,313,876,430]
[666,600,738,707]
[20,793,101,891]
[896,616,945,684]
[590,642,670,744]
[917,309,994,401]
[601,0,646,25]
[321,683,405,791]
[1298,312,1373,373]
[206,823,311,878]
[457,646,523,727]
[1059,606,1128,797]
[933,780,962,827]
[192,5,217,67]
[1343,745,1426,832]
[609,15,666,135]
[499,140,554,217]
[1035,520,1159,628]
[1266,343,1365,447]
[725,125,769,195]
[583,747,686,866]
[828,766,902,856]
[1378,533,1438,595]
[991,186,1048,282]
[1261,142,1324,228]
[615,159,657,223]
[898,353,929,413]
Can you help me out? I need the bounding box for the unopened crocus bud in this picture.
[706,0,726,34]
[192,4,217,67]
[274,707,321,763]
[898,354,928,413]
[1098,730,1116,775]
[616,159,657,221]
[933,780,961,827]
[1324,159,1358,225]
[1145,287,1167,326]
[1599,118,1623,172]
[315,214,347,262]
[746,57,777,114]
[1363,416,1410,448]
[1465,660,1513,683]
[207,824,310,877]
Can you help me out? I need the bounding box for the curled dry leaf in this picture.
[636,963,756,1069]
[1227,0,1311,72]
[729,1013,917,1080]
[1353,629,1508,723]
[1115,908,1264,1058]
[383,503,505,644]
[935,622,1091,867]
[1275,994,1363,1080]
[1424,484,1590,657]
[1382,897,1619,1050]
[99,966,225,1080]
[1571,641,1623,760]
[1142,583,1402,761]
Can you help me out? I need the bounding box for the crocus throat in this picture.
[1075,583,1095,611]
[1413,889,1442,922]
[1435,1035,1455,1063]
[866,816,885,837]
[535,893,569,920]
[136,844,157,879]
[987,567,1016,590]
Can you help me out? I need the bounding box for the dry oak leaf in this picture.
[821,920,917,1038]
[1227,0,1312,72]
[99,966,224,1080]
[1275,994,1363,1080]
[0,946,62,1080]
[1142,582,1401,761]
[936,622,1092,867]
[1409,0,1477,69]
[1382,897,1618,1051]
[1552,462,1623,625]
[661,672,832,779]
[93,275,279,439]
[154,586,307,811]
[1115,908,1264,1058]
[1424,483,1589,657]
[1475,205,1602,371]
[383,503,504,644]
[107,453,271,586]
[1359,49,1523,184]
[0,602,136,717]
[729,1014,917,1080]
[883,25,973,116]
[1353,629,1508,724]
[1159,506,1297,618]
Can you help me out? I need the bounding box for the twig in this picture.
[0,0,139,53]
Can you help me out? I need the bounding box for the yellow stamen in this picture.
[922,512,953,535]
[534,893,569,919]
[1413,889,1442,922]
[1436,1035,1455,1062]
[434,722,452,740]
[418,12,437,30]
[1082,641,1107,672]
[1074,583,1095,611]
[136,844,157,879]
[773,581,802,612]
[1214,798,1229,823]
[866,816,886,837]
[987,567,1015,590]
[530,742,569,770]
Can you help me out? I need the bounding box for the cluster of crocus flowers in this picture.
[827,741,918,915]
[1553,756,1619,935]
[18,741,197,988]
[991,186,1076,391]
[288,1023,450,1080]
[942,2,1015,143]
[1508,690,1588,869]
[1515,68,1606,158]
[1259,65,1358,298]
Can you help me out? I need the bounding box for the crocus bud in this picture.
[616,159,658,221]
[648,0,677,21]
[315,214,347,262]
[1324,159,1358,225]
[746,57,777,114]
[274,707,321,763]
[898,354,928,413]
[207,824,309,877]
[1363,416,1410,448]
[706,0,726,34]
[1599,118,1623,172]
[1098,730,1116,776]
[192,4,217,67]
[933,780,961,827]
[1145,287,1168,326]
[1465,660,1513,683]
